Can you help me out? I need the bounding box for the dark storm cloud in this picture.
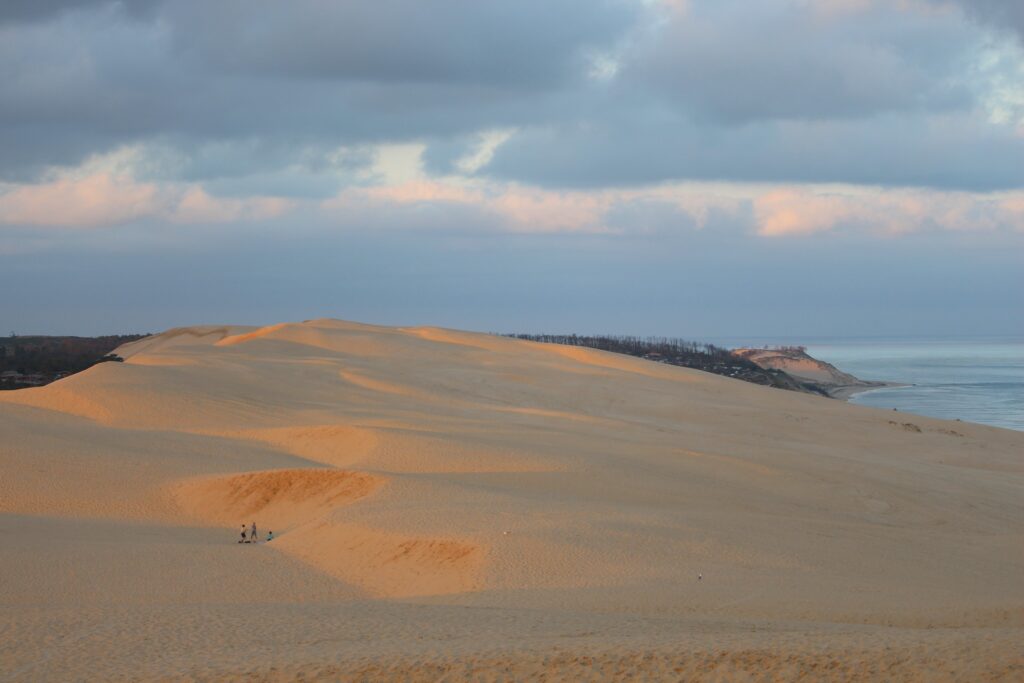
[0,0,114,24]
[485,111,1024,190]
[0,0,1021,190]
[483,0,1024,189]
[0,0,96,23]
[948,0,1024,41]
[165,0,634,87]
[0,0,638,182]
[0,0,160,24]
[626,1,974,123]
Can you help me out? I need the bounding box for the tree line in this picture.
[0,334,148,389]
[503,333,821,395]
[506,334,737,361]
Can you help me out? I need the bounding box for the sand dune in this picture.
[274,521,484,598]
[173,468,383,530]
[2,318,1022,680]
[218,424,380,468]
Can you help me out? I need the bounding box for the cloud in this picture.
[486,109,1024,190]
[453,129,517,175]
[164,0,637,87]
[0,0,639,181]
[3,1,1023,340]
[4,140,1020,240]
[0,173,158,227]
[356,180,481,206]
[754,186,1024,236]
[315,165,1024,239]
[169,187,289,224]
[0,0,160,25]
[489,187,609,233]
[322,180,609,234]
[602,198,700,235]
[626,0,974,123]
[945,0,1024,42]
[1,0,1023,195]
[0,173,288,228]
[0,0,97,24]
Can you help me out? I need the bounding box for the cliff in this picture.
[732,346,889,398]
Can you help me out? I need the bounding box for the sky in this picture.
[1,0,1022,339]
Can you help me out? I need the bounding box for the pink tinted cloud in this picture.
[0,173,159,228]
[170,187,291,224]
[755,189,860,236]
[359,180,482,205]
[490,187,608,232]
[328,178,1024,238]
[325,180,611,233]
[5,170,1022,239]
[0,174,290,228]
[755,187,1024,236]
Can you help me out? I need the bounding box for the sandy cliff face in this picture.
[733,346,873,392]
[2,319,1022,680]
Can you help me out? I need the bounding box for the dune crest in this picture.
[173,469,383,530]
[214,323,291,347]
[402,325,511,352]
[538,342,704,381]
[223,424,380,468]
[338,369,433,400]
[116,325,242,358]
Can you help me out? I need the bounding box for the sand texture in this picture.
[2,319,1022,681]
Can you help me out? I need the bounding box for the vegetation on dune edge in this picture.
[1,328,838,398]
[504,333,826,396]
[0,334,148,390]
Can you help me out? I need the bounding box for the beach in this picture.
[809,340,1024,432]
[2,319,1022,681]
[826,381,906,401]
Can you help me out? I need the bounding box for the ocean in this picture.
[711,336,1024,432]
[807,339,1024,432]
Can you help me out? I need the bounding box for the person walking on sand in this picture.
[240,524,247,544]
[250,521,258,542]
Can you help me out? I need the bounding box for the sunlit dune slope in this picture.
[2,318,1022,621]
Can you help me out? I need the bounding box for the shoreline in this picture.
[826,381,909,401]
[730,346,909,403]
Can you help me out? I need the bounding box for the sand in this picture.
[733,346,899,400]
[1,318,1022,681]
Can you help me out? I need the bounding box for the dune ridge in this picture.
[2,318,1022,680]
[172,468,383,529]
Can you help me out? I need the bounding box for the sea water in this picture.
[710,336,1024,432]
[806,339,1024,432]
